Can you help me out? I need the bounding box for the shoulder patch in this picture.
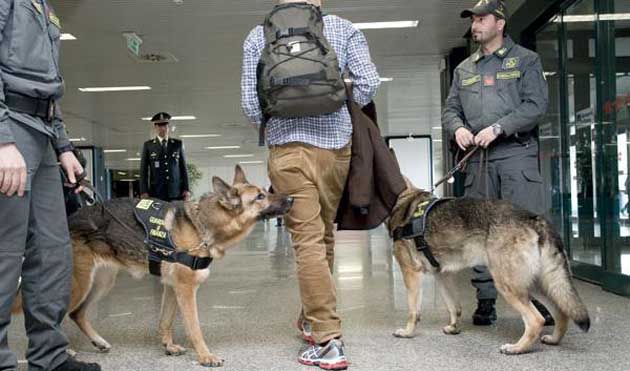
[502,57,520,70]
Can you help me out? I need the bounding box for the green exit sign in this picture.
[123,32,143,57]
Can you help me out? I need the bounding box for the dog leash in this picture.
[432,145,480,191]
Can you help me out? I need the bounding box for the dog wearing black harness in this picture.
[387,177,590,355]
[13,165,292,367]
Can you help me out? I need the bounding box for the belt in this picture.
[4,91,57,123]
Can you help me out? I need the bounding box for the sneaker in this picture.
[298,339,348,370]
[472,299,497,326]
[532,300,555,326]
[297,318,315,344]
[52,358,101,371]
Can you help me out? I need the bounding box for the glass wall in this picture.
[533,0,630,295]
[536,19,565,239]
[607,0,630,278]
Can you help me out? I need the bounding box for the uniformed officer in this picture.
[0,1,101,370]
[442,0,553,326]
[139,112,191,202]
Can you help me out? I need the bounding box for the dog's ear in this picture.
[233,164,249,185]
[213,176,242,211]
[213,176,231,196]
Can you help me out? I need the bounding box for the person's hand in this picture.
[59,151,85,194]
[183,191,192,201]
[454,127,475,151]
[0,143,27,197]
[141,193,150,199]
[474,126,499,149]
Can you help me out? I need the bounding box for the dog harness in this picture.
[392,197,453,270]
[134,199,213,276]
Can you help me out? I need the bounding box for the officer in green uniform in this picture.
[442,0,553,327]
[0,1,101,370]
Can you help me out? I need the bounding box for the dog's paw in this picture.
[91,340,111,353]
[442,325,461,335]
[165,344,187,356]
[499,343,525,355]
[541,335,560,346]
[393,328,415,338]
[199,354,224,367]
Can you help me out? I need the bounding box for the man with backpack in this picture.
[241,0,380,369]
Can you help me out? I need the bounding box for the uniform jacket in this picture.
[0,0,70,149]
[442,36,549,160]
[140,138,190,200]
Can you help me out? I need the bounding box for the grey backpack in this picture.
[257,3,346,119]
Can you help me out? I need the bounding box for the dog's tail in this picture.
[534,217,590,332]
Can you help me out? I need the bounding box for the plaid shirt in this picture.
[241,14,380,149]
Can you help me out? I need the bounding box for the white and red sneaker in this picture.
[298,339,348,370]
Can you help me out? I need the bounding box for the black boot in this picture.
[532,300,555,326]
[472,299,497,326]
[52,358,101,371]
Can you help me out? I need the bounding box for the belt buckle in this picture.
[47,100,55,122]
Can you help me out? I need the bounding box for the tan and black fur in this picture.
[12,165,292,367]
[388,179,590,354]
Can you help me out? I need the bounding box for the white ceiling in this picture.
[52,0,525,171]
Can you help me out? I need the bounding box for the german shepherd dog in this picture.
[387,179,590,355]
[12,165,292,367]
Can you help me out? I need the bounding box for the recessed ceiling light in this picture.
[141,115,197,121]
[206,146,241,150]
[119,178,138,182]
[224,154,254,158]
[61,33,77,41]
[179,134,221,138]
[117,172,127,176]
[126,157,142,161]
[354,20,419,30]
[69,137,86,142]
[239,161,264,165]
[344,77,394,83]
[554,13,630,23]
[104,149,127,153]
[79,86,152,92]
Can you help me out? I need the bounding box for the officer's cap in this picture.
[151,112,171,125]
[461,0,508,20]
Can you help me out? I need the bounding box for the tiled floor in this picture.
[8,223,630,371]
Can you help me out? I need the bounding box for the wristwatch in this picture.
[492,123,503,137]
